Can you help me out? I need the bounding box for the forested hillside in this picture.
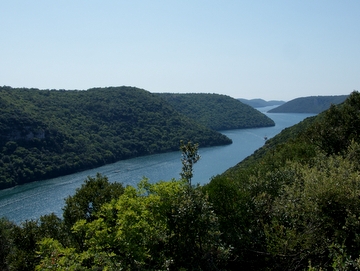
[158,93,275,130]
[0,86,231,189]
[205,91,360,270]
[0,91,359,270]
[268,95,348,113]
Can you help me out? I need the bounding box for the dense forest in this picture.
[158,93,275,130]
[205,91,360,270]
[1,90,359,270]
[268,95,348,113]
[0,86,236,189]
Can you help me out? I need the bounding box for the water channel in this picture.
[0,107,315,224]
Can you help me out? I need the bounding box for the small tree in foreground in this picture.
[180,140,200,186]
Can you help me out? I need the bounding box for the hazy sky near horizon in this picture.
[1,1,359,101]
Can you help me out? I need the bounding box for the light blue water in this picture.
[0,108,315,224]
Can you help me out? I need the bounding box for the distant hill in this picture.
[237,98,285,108]
[268,95,348,113]
[0,86,232,189]
[158,93,275,130]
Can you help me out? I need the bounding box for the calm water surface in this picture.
[0,107,315,223]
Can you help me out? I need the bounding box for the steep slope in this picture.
[268,95,348,113]
[158,93,275,130]
[204,91,360,269]
[0,86,231,189]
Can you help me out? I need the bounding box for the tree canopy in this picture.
[158,93,275,130]
[0,86,232,189]
[268,95,348,113]
[204,90,360,270]
[1,89,359,270]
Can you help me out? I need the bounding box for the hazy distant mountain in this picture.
[268,95,348,113]
[238,98,285,108]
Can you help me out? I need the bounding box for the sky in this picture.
[1,1,359,101]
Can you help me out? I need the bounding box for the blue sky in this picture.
[1,1,359,101]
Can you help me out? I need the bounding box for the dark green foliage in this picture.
[37,213,69,246]
[62,173,124,250]
[305,91,360,155]
[159,93,275,130]
[2,90,360,270]
[3,213,68,271]
[165,186,230,270]
[268,95,348,113]
[179,140,200,185]
[205,91,360,270]
[0,86,232,189]
[0,218,14,271]
[7,220,40,271]
[260,153,360,270]
[0,174,124,271]
[63,173,124,227]
[227,115,317,171]
[204,175,259,269]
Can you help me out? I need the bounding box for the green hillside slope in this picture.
[0,86,231,189]
[204,91,360,269]
[2,92,359,270]
[268,95,348,113]
[158,93,275,130]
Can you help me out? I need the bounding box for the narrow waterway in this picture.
[0,108,315,224]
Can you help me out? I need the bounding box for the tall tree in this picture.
[179,140,200,186]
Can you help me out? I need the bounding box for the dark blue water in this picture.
[0,108,315,224]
